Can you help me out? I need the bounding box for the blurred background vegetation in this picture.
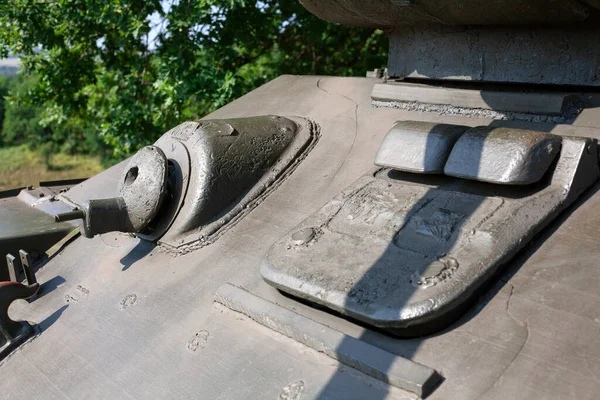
[0,0,387,189]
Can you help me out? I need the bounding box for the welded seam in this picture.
[316,77,360,183]
[479,283,529,399]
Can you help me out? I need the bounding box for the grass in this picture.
[0,145,106,190]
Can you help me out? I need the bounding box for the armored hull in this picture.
[1,75,600,399]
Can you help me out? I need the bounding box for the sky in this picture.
[146,1,173,51]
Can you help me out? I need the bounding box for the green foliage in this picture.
[0,144,105,190]
[0,76,9,132]
[1,73,47,146]
[0,144,35,173]
[0,0,387,157]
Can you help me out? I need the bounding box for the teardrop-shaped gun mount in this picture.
[54,116,319,250]
[0,281,40,361]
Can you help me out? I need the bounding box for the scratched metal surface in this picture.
[1,76,600,400]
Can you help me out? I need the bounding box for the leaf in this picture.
[0,0,387,157]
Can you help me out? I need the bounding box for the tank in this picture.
[1,2,600,399]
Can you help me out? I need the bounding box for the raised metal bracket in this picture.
[5,254,17,282]
[19,250,37,286]
[5,250,38,287]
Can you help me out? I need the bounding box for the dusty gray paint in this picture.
[444,127,561,185]
[61,146,169,238]
[387,27,600,87]
[374,121,469,173]
[0,187,75,281]
[371,99,584,125]
[371,82,574,116]
[301,1,600,86]
[2,76,600,400]
[157,115,319,254]
[214,283,441,397]
[262,125,598,334]
[116,145,168,232]
[58,116,318,248]
[76,198,133,238]
[299,0,591,27]
[160,116,298,246]
[0,282,39,361]
[137,139,190,242]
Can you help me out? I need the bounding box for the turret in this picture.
[301,0,600,87]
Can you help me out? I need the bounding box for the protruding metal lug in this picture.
[5,254,18,282]
[18,250,37,286]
